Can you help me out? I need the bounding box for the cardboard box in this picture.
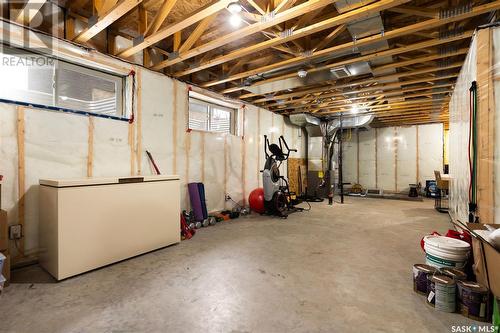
[468,223,500,298]
[0,210,7,251]
[1,250,10,287]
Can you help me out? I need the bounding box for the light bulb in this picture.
[227,2,242,14]
[297,69,307,78]
[229,14,241,27]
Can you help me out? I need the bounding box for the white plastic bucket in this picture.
[424,235,470,270]
[0,253,5,276]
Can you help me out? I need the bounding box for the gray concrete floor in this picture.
[0,197,481,333]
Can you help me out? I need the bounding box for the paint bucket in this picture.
[440,267,467,282]
[424,235,470,269]
[457,281,491,322]
[413,264,437,295]
[427,275,456,313]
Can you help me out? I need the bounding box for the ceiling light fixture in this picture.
[351,105,359,114]
[227,1,243,14]
[229,14,242,27]
[297,69,307,78]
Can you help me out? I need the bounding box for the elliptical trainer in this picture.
[261,135,304,218]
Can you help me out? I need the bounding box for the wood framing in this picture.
[476,28,496,223]
[75,0,143,43]
[14,0,47,25]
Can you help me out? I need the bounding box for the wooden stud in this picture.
[476,28,495,223]
[136,69,142,175]
[87,116,94,177]
[16,106,25,256]
[173,80,178,174]
[394,127,398,192]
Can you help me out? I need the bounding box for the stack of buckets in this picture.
[413,235,493,321]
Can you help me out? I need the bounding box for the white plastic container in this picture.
[424,235,470,269]
[0,252,5,276]
[0,274,5,292]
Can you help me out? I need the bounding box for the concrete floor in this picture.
[0,197,481,333]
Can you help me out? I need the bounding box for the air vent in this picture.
[330,67,351,79]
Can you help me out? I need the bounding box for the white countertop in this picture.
[40,175,180,187]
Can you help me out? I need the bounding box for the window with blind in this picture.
[0,45,125,118]
[188,95,237,135]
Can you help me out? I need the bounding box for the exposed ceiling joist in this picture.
[151,0,336,70]
[145,0,179,36]
[74,0,143,43]
[172,0,409,76]
[118,0,232,58]
[387,5,438,18]
[15,0,47,25]
[252,74,458,103]
[177,14,217,54]
[205,1,500,90]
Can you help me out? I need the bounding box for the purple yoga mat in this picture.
[188,183,204,222]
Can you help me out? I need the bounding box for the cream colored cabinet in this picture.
[39,175,180,280]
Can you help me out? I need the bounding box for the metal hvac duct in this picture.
[289,113,322,136]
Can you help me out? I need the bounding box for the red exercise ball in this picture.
[249,188,266,214]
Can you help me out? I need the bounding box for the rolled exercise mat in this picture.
[457,281,491,322]
[188,183,204,222]
[427,275,456,312]
[413,264,437,295]
[197,183,208,220]
[440,267,467,282]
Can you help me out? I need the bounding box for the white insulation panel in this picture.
[342,134,358,185]
[396,126,417,192]
[0,67,306,256]
[377,127,396,191]
[358,129,376,189]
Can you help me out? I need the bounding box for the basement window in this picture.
[0,45,126,119]
[188,91,238,135]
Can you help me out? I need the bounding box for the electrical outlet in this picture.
[9,224,22,240]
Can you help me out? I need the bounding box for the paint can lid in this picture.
[424,235,470,251]
[430,275,455,286]
[414,264,437,273]
[440,267,467,280]
[457,280,489,293]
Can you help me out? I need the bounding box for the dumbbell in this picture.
[208,216,217,225]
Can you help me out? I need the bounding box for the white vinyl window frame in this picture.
[0,44,127,119]
[188,94,238,135]
[55,61,125,117]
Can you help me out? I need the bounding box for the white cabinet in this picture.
[39,175,180,280]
